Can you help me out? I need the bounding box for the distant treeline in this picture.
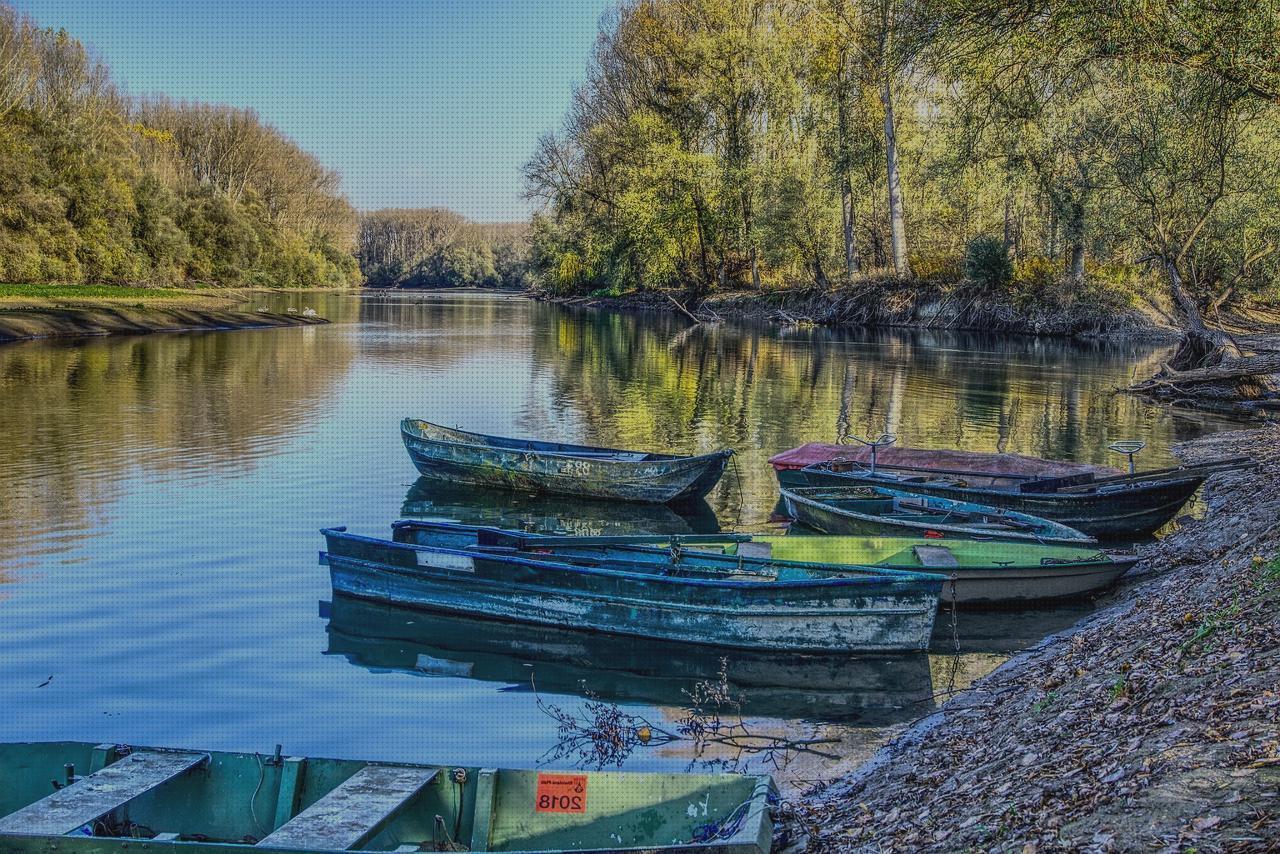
[0,4,360,287]
[525,0,1280,328]
[357,209,529,289]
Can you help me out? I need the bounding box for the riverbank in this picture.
[783,425,1280,851]
[0,285,335,343]
[532,280,1184,341]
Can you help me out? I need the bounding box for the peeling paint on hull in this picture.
[401,419,731,503]
[322,529,942,654]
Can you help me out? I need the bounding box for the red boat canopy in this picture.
[767,442,1122,478]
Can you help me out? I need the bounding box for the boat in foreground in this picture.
[0,742,773,853]
[401,418,732,504]
[779,485,1094,546]
[322,525,943,653]
[393,521,1139,606]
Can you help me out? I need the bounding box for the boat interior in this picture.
[403,419,670,461]
[0,742,768,852]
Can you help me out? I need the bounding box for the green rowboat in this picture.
[0,742,773,853]
[393,521,1138,606]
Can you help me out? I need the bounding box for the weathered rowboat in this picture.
[402,419,732,504]
[779,447,1252,539]
[0,742,774,853]
[392,521,1138,606]
[768,443,1120,490]
[779,486,1094,546]
[322,526,944,653]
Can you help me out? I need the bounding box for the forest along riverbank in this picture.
[532,283,1182,340]
[0,287,330,343]
[779,425,1280,852]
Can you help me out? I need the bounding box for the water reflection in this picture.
[323,595,935,725]
[400,478,720,536]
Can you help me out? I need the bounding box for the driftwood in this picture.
[1129,351,1280,405]
[665,294,702,323]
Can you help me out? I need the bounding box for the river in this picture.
[0,291,1248,788]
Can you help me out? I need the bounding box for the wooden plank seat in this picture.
[0,750,207,836]
[258,765,438,851]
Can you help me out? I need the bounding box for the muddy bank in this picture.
[532,283,1180,341]
[0,306,328,344]
[783,425,1280,851]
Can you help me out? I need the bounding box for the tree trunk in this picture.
[1164,256,1241,371]
[1064,199,1086,289]
[881,76,911,278]
[813,255,830,291]
[841,174,861,281]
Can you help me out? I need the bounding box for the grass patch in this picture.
[0,284,199,299]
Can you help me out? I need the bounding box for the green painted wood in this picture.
[257,765,437,850]
[272,758,306,831]
[468,768,497,852]
[0,750,206,836]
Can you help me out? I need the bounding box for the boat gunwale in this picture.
[402,419,733,467]
[324,527,949,590]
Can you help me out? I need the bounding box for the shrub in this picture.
[963,235,1013,291]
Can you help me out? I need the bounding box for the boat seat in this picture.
[912,545,960,569]
[258,765,438,851]
[0,750,208,837]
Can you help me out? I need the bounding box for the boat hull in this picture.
[794,467,1204,539]
[779,487,1094,546]
[323,529,941,653]
[402,419,731,503]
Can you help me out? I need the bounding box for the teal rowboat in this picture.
[392,521,1138,606]
[322,526,944,653]
[0,742,773,853]
[402,419,732,504]
[780,486,1094,546]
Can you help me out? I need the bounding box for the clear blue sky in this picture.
[13,0,613,221]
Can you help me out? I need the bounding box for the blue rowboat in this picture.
[779,486,1095,546]
[401,419,732,504]
[392,521,1139,606]
[321,526,944,654]
[0,742,774,853]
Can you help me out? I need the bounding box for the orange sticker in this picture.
[535,773,588,813]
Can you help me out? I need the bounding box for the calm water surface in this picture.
[0,292,1246,786]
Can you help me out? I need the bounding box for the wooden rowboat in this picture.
[779,486,1094,545]
[401,419,732,504]
[322,525,944,653]
[392,521,1139,606]
[0,742,773,853]
[784,451,1253,539]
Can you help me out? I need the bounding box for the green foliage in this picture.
[964,235,1013,291]
[0,5,359,288]
[523,0,1280,319]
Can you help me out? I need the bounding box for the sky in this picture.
[13,0,614,222]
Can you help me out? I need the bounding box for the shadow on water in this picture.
[400,478,721,536]
[322,595,935,725]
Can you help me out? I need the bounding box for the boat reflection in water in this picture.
[323,595,936,725]
[401,478,722,537]
[934,600,1098,655]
